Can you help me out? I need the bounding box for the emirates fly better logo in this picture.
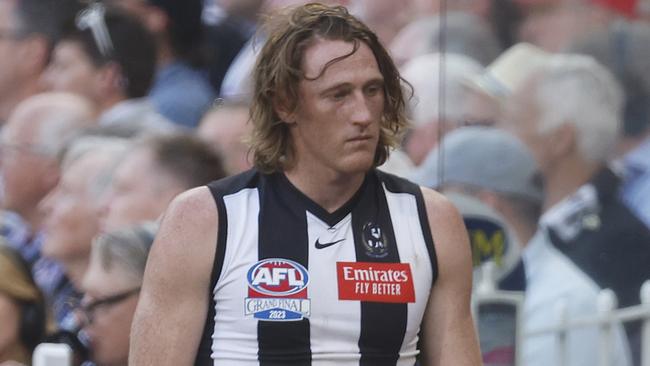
[245,258,311,321]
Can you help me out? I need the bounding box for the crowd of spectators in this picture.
[0,0,649,365]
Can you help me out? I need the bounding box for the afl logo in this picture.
[246,258,309,297]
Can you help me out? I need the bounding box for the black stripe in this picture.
[413,190,438,284]
[353,173,407,366]
[257,175,311,365]
[194,184,231,365]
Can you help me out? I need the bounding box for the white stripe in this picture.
[211,188,261,365]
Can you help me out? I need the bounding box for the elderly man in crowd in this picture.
[504,52,650,363]
[0,93,96,328]
[39,136,130,331]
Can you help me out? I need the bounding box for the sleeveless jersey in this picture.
[195,169,438,366]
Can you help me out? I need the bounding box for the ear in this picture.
[273,96,296,124]
[549,123,576,159]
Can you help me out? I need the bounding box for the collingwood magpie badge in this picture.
[362,222,388,258]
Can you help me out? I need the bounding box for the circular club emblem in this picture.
[362,222,389,258]
[246,258,309,297]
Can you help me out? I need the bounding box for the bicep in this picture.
[130,187,218,366]
[419,188,481,366]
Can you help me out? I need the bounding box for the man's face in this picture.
[0,115,57,217]
[39,153,106,262]
[81,255,138,366]
[100,147,181,232]
[285,39,384,177]
[41,41,100,101]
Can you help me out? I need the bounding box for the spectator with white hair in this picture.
[39,136,131,331]
[79,222,157,366]
[0,93,96,323]
[399,52,483,166]
[567,20,650,229]
[504,53,650,362]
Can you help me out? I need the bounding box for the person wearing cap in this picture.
[412,126,632,366]
[505,53,650,363]
[0,243,47,365]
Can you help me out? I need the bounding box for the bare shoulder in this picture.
[419,186,465,234]
[145,186,218,285]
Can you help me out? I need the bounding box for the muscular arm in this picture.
[419,188,481,366]
[129,187,218,365]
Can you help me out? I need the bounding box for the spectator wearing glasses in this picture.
[79,222,156,366]
[41,4,175,136]
[0,0,83,125]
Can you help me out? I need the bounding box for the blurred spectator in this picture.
[0,93,96,322]
[504,53,650,362]
[348,0,416,45]
[100,133,226,232]
[0,243,46,365]
[204,0,262,93]
[197,102,252,175]
[390,11,502,67]
[567,21,650,228]
[109,0,217,128]
[79,222,156,366]
[413,126,632,365]
[399,53,483,166]
[0,0,83,124]
[39,136,130,331]
[42,4,174,135]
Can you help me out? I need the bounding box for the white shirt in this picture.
[521,229,631,366]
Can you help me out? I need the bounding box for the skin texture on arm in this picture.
[129,187,218,365]
[419,187,482,366]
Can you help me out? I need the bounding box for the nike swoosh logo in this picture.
[315,238,345,249]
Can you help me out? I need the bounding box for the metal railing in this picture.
[472,263,650,366]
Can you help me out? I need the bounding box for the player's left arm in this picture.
[418,187,481,366]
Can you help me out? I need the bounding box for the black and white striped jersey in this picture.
[195,169,438,366]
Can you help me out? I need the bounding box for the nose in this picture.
[350,91,373,127]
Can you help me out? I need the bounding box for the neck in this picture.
[284,162,367,214]
[542,155,601,212]
[63,256,90,290]
[157,41,175,69]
